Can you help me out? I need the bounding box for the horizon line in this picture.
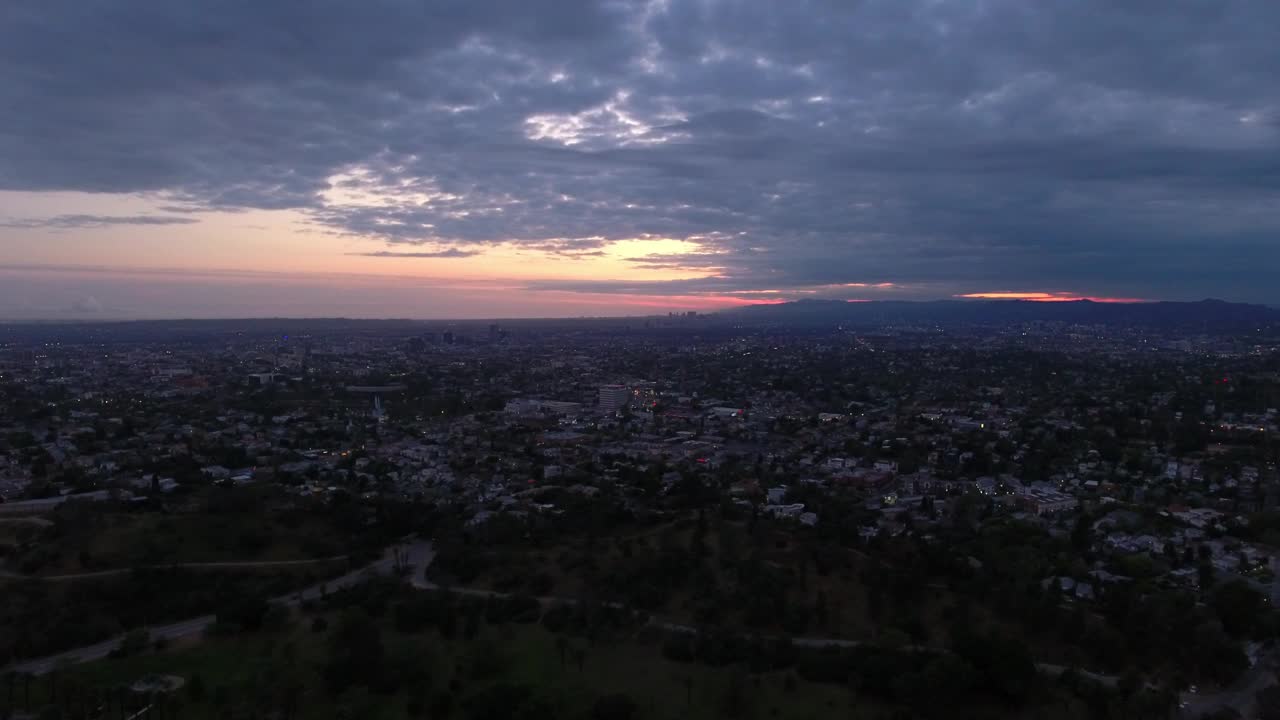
[0,296,1270,326]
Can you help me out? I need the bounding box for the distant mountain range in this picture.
[718,299,1280,330]
[2,299,1276,341]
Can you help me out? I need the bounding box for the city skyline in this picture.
[3,1,1279,318]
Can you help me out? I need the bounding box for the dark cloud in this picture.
[0,214,199,229]
[2,0,1279,300]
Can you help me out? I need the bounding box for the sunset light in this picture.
[3,3,1279,714]
[0,0,1274,318]
[956,292,1150,303]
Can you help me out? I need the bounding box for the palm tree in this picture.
[555,635,570,668]
[282,677,304,720]
[49,658,75,708]
[4,671,14,714]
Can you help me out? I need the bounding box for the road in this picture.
[1177,650,1279,719]
[416,570,1136,690]
[430,565,1279,716]
[6,615,219,677]
[419,563,1138,689]
[3,541,430,676]
[1035,662,1124,689]
[11,537,1275,716]
[0,556,350,583]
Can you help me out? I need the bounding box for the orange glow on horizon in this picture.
[957,292,1148,303]
[957,292,1057,300]
[524,290,786,312]
[566,293,782,310]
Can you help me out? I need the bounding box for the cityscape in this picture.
[3,0,1280,718]
[1,305,1279,718]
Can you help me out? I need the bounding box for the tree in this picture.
[321,610,385,694]
[1191,621,1248,685]
[215,590,270,633]
[1198,562,1216,591]
[117,629,149,658]
[593,693,638,720]
[47,659,74,709]
[464,683,548,720]
[916,656,977,707]
[186,673,206,703]
[333,687,377,720]
[1071,514,1093,553]
[951,631,1037,705]
[1258,684,1280,720]
[470,636,508,681]
[720,670,749,719]
[277,670,306,720]
[919,495,936,518]
[1117,669,1144,698]
[1211,580,1265,637]
[262,604,292,632]
[555,634,569,668]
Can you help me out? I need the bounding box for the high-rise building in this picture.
[598,384,630,414]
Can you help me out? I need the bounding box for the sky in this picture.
[1,0,1278,319]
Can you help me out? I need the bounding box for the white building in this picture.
[1016,486,1078,515]
[598,385,630,414]
[505,398,583,417]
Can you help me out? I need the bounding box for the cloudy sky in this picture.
[2,0,1278,319]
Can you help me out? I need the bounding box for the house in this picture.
[873,459,898,474]
[1016,486,1078,515]
[200,465,231,480]
[1041,576,1096,601]
[765,503,806,519]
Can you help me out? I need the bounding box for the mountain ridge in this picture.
[717,298,1280,329]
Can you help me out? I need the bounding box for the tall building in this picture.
[598,384,630,414]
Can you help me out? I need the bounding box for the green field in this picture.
[28,597,1105,720]
[55,623,879,720]
[3,486,357,576]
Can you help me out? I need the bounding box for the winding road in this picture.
[0,556,349,583]
[1175,651,1279,719]
[3,542,426,676]
[7,537,1274,720]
